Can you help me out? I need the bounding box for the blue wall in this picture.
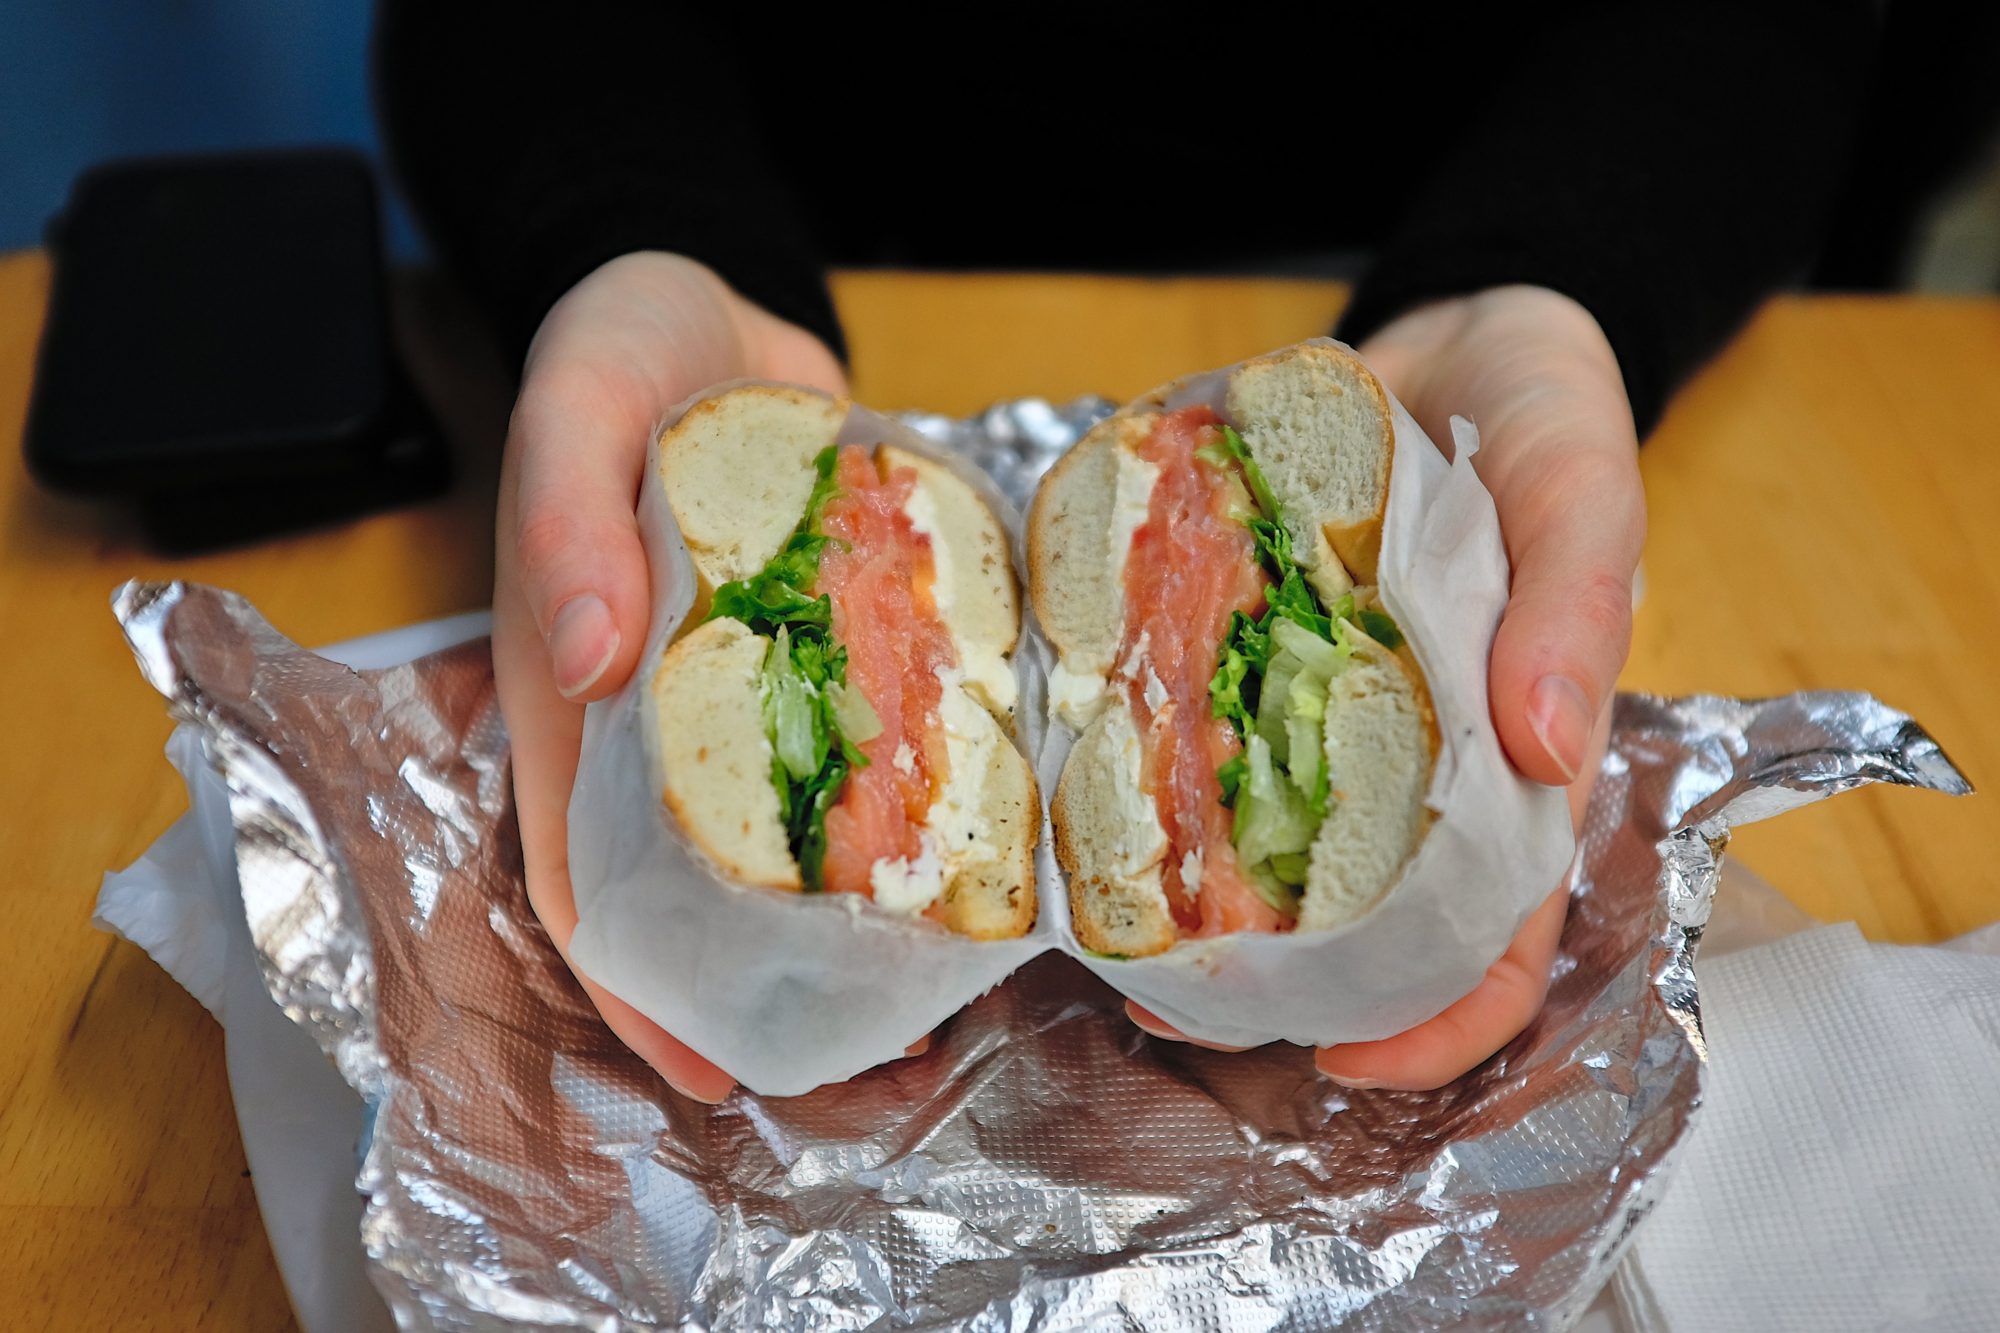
[0,1,421,257]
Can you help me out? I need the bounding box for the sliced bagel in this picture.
[928,685,1040,940]
[1034,343,1433,956]
[646,616,799,890]
[1299,632,1436,933]
[1026,411,1159,673]
[648,385,1037,938]
[1051,699,1177,957]
[657,385,849,606]
[880,444,1021,721]
[1226,341,1392,587]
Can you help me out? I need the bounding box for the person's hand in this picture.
[1131,285,1644,1088]
[495,252,845,1102]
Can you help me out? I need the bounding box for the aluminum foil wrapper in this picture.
[111,397,1970,1331]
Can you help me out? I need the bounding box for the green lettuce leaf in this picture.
[1208,610,1271,737]
[1208,647,1253,737]
[1246,516,1293,582]
[757,626,869,891]
[1356,606,1405,650]
[1268,851,1313,886]
[1201,421,1413,902]
[1204,430,1345,841]
[1216,752,1249,806]
[798,444,843,529]
[1243,861,1302,916]
[1200,424,1284,527]
[708,446,871,891]
[705,447,844,639]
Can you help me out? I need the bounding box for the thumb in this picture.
[1484,438,1644,786]
[506,366,658,701]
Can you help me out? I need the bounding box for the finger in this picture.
[493,547,737,1104]
[1484,438,1644,787]
[584,973,738,1103]
[489,253,850,1104]
[1315,885,1568,1091]
[507,363,657,703]
[1125,1001,1254,1052]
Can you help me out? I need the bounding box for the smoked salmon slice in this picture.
[1121,407,1291,937]
[815,446,959,900]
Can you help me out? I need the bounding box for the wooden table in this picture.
[1,251,1993,1327]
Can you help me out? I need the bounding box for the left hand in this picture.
[1130,285,1643,1088]
[495,253,846,1103]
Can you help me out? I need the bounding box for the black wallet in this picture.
[23,148,448,550]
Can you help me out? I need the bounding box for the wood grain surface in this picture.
[1,251,1991,1327]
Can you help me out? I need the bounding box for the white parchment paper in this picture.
[1037,342,1578,1049]
[566,386,1055,1096]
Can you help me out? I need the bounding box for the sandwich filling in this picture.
[1115,407,1283,935]
[706,444,970,914]
[1105,406,1406,936]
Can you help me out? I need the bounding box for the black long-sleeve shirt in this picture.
[375,4,1877,435]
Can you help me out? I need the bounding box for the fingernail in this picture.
[1527,674,1590,783]
[1128,1008,1184,1040]
[550,595,619,699]
[1322,1072,1382,1090]
[904,1034,933,1058]
[665,1074,733,1105]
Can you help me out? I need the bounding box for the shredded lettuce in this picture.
[1207,611,1264,738]
[1201,425,1285,531]
[1233,734,1317,865]
[1284,702,1327,813]
[1273,616,1347,683]
[1199,421,1407,896]
[706,447,867,890]
[1357,607,1405,650]
[757,627,870,892]
[706,447,845,637]
[1268,851,1313,885]
[827,679,882,744]
[1216,751,1249,806]
[1230,734,1316,916]
[766,630,824,782]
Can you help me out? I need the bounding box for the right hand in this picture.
[495,252,845,1101]
[1131,287,1639,1087]
[1312,286,1639,1088]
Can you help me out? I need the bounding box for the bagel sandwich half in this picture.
[1030,343,1437,958]
[644,385,1037,940]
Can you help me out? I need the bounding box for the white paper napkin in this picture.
[1619,921,2000,1331]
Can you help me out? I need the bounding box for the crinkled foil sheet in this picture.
[114,398,1970,1331]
